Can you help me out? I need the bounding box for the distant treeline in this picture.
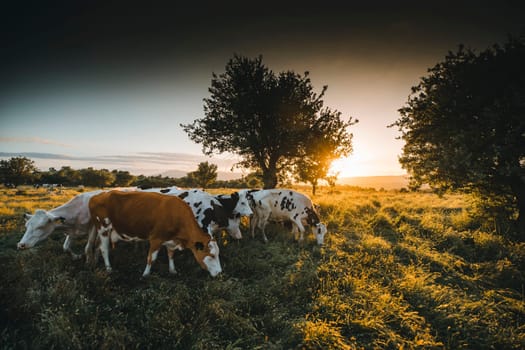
[26,166,261,189]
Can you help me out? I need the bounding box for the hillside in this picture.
[160,171,410,188]
[338,175,410,190]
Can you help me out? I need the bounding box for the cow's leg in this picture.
[63,235,82,260]
[167,248,177,274]
[143,239,162,277]
[261,222,269,243]
[250,215,258,239]
[292,220,306,243]
[84,226,97,264]
[97,226,112,272]
[259,212,271,243]
[291,223,300,241]
[62,235,71,253]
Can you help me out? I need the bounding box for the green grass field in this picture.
[0,186,524,349]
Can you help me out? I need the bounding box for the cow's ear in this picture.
[195,242,205,251]
[24,213,33,221]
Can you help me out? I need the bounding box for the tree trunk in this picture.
[262,170,278,189]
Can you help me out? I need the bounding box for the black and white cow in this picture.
[17,190,103,259]
[142,187,253,239]
[247,189,327,245]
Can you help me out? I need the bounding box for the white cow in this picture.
[248,189,327,245]
[142,187,253,239]
[17,190,103,259]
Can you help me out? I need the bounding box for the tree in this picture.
[182,54,356,189]
[294,109,355,194]
[390,36,525,238]
[112,170,136,187]
[189,161,218,189]
[41,167,59,184]
[325,171,339,193]
[57,166,81,186]
[80,168,115,188]
[244,171,264,189]
[0,156,38,187]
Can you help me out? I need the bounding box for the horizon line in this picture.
[0,151,407,180]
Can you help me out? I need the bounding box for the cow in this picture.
[142,187,253,239]
[17,190,103,259]
[248,189,327,245]
[89,190,222,277]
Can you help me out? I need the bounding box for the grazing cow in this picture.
[248,189,327,245]
[142,187,252,239]
[89,191,222,277]
[17,190,103,259]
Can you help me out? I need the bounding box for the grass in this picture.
[0,185,524,349]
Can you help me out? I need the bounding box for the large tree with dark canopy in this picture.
[391,36,525,238]
[182,55,356,189]
[0,156,38,187]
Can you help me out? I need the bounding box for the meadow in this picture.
[0,186,524,349]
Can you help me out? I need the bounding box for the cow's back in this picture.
[263,189,306,209]
[90,191,196,241]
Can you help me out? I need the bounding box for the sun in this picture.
[329,156,359,178]
[329,148,406,179]
[328,152,374,178]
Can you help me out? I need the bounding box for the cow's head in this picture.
[314,223,327,245]
[192,238,222,277]
[17,210,66,249]
[226,215,242,239]
[233,191,253,216]
[216,192,253,217]
[204,202,243,240]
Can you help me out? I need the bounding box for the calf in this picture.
[89,191,222,277]
[249,189,327,245]
[17,190,103,259]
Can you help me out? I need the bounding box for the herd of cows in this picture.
[16,187,327,278]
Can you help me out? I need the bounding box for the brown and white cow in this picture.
[89,191,222,277]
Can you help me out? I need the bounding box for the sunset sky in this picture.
[1,1,523,179]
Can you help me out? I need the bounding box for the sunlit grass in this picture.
[0,185,523,349]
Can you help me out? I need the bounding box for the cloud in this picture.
[0,137,72,148]
[0,152,74,160]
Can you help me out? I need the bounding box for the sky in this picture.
[1,1,524,179]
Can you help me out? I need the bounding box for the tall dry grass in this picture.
[0,185,523,349]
